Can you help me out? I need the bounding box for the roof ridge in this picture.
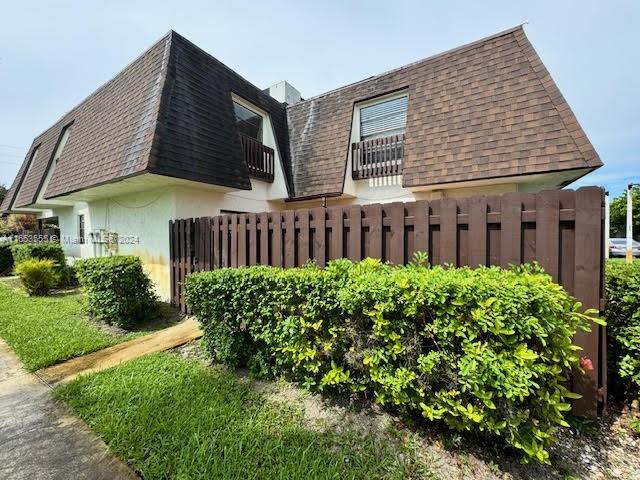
[512,29,601,169]
[288,25,525,106]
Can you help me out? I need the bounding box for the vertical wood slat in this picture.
[284,210,295,267]
[248,214,257,266]
[169,221,176,306]
[212,216,220,269]
[500,192,522,267]
[168,189,605,416]
[468,196,487,267]
[178,219,185,312]
[298,209,310,265]
[271,212,283,267]
[328,207,343,261]
[536,191,560,282]
[220,216,229,268]
[348,205,362,261]
[230,215,238,268]
[237,214,247,267]
[572,186,604,417]
[366,203,383,259]
[388,202,404,264]
[440,198,457,265]
[311,207,326,267]
[413,200,429,258]
[258,212,269,265]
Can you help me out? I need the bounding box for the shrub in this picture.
[185,259,600,463]
[0,243,13,275]
[11,242,66,270]
[605,260,640,401]
[13,258,59,295]
[75,255,158,328]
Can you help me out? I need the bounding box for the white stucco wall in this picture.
[48,188,177,300]
[47,175,288,302]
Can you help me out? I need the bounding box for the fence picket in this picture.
[168,189,606,416]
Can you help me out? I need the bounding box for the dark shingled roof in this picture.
[286,26,601,198]
[2,26,600,211]
[2,31,290,211]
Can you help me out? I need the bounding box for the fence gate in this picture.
[170,187,606,417]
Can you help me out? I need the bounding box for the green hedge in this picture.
[185,259,599,463]
[14,258,59,296]
[10,242,66,267]
[0,243,13,275]
[10,242,70,286]
[605,261,640,403]
[75,255,158,328]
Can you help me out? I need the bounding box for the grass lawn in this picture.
[0,279,121,371]
[56,353,431,480]
[0,277,182,371]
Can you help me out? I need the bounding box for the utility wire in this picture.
[0,144,26,150]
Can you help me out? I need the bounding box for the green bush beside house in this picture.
[185,258,600,463]
[9,241,76,286]
[75,255,158,328]
[605,261,640,408]
[10,241,66,267]
[13,258,59,295]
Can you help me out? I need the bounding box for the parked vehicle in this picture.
[609,238,640,257]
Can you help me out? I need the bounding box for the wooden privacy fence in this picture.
[170,186,605,416]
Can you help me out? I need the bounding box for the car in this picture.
[609,238,640,257]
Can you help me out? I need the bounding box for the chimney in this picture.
[267,81,302,105]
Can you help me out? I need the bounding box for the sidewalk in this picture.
[0,341,138,480]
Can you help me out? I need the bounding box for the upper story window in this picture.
[352,94,408,180]
[24,146,40,178]
[78,214,85,244]
[359,95,408,140]
[233,101,263,141]
[53,124,73,162]
[232,99,274,182]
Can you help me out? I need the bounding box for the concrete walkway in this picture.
[0,341,138,480]
[38,317,203,385]
[0,318,203,479]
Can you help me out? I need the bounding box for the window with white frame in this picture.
[359,95,408,141]
[351,94,408,177]
[78,214,85,244]
[233,101,263,141]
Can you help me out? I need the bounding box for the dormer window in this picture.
[352,94,408,179]
[233,101,263,141]
[359,95,408,140]
[232,99,274,182]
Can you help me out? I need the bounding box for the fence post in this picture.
[572,186,605,417]
[168,189,606,417]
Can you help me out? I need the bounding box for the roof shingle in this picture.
[286,26,601,198]
[2,26,601,211]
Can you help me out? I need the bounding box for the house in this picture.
[0,26,602,300]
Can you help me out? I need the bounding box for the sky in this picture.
[1,0,638,198]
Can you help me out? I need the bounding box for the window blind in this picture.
[360,96,408,139]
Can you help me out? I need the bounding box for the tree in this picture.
[610,186,640,239]
[7,214,38,233]
[0,183,6,205]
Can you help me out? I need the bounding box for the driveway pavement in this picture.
[0,341,137,480]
